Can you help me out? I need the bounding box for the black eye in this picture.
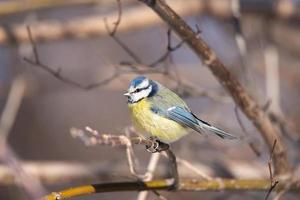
[135,88,142,93]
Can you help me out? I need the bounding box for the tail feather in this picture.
[197,119,237,140]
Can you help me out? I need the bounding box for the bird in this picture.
[124,76,236,150]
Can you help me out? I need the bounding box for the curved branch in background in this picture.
[23,26,167,90]
[138,0,290,176]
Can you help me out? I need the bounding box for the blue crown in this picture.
[130,76,147,87]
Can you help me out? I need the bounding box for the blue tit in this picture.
[124,76,236,144]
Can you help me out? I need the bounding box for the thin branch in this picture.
[71,127,153,147]
[26,26,40,64]
[24,57,91,89]
[149,27,201,67]
[265,140,279,200]
[234,106,261,157]
[26,24,186,91]
[148,28,183,67]
[70,127,178,186]
[23,25,165,90]
[111,35,142,63]
[24,26,97,89]
[84,126,148,180]
[103,0,122,36]
[103,0,142,63]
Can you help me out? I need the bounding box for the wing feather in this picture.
[151,106,236,139]
[151,106,203,133]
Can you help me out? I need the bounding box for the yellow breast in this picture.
[128,99,188,143]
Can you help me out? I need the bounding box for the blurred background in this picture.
[0,0,299,199]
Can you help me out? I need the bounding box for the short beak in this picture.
[123,92,130,96]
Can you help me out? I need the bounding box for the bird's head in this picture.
[124,76,157,103]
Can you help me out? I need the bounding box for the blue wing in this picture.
[151,106,203,133]
[151,106,237,139]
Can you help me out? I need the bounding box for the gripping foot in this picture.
[146,137,169,153]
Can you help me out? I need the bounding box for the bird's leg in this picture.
[146,136,169,153]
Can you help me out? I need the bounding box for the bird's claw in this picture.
[146,137,169,153]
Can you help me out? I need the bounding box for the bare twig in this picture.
[149,27,201,67]
[24,26,165,90]
[24,55,121,89]
[84,126,148,179]
[265,140,279,200]
[26,26,40,64]
[104,0,122,36]
[103,0,142,63]
[71,127,178,187]
[234,106,261,156]
[148,28,184,67]
[24,26,107,90]
[71,127,152,148]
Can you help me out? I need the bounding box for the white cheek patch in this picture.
[131,85,152,102]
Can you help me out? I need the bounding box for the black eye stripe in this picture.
[133,85,150,93]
